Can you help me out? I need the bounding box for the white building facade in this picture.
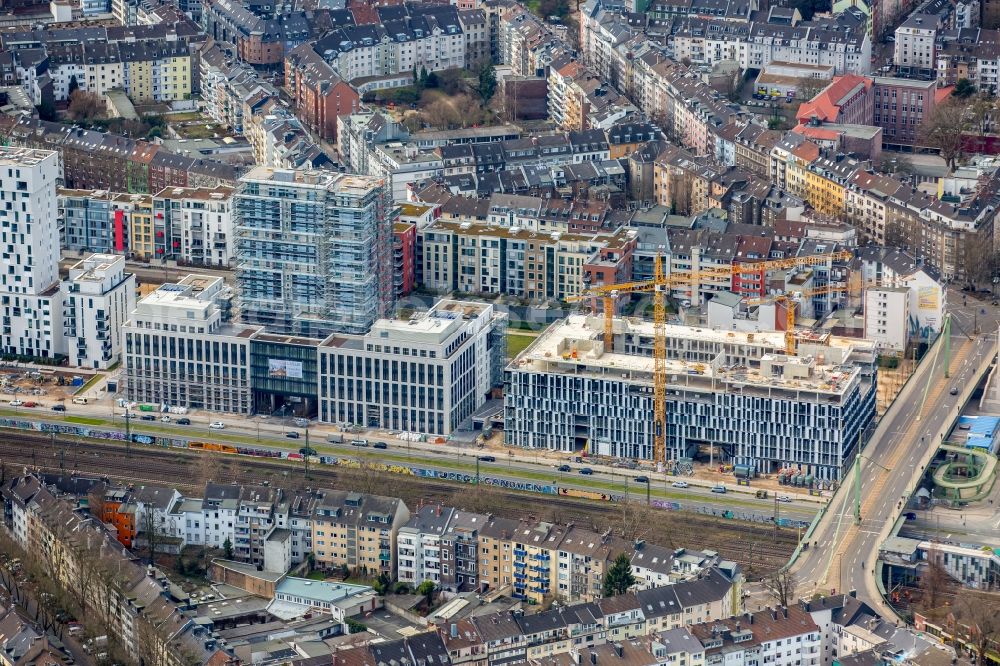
[61,254,136,369]
[317,299,507,435]
[153,186,235,267]
[0,148,64,361]
[122,275,259,414]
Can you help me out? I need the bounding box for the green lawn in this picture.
[164,111,204,122]
[506,333,537,358]
[65,416,104,426]
[77,373,104,394]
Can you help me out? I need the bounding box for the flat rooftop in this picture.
[68,254,123,281]
[275,577,373,604]
[240,166,384,196]
[509,315,868,397]
[0,146,55,167]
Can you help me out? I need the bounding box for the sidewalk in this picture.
[3,382,827,507]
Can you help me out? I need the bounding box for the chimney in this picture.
[745,611,753,624]
[782,606,788,619]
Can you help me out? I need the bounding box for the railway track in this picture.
[0,433,797,577]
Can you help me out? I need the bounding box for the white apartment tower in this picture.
[0,148,63,360]
[61,254,136,369]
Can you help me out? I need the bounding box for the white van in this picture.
[72,397,88,405]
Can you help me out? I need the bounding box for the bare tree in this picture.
[764,568,797,608]
[920,544,951,611]
[921,98,973,169]
[617,498,654,544]
[452,482,504,515]
[87,482,108,522]
[953,593,1000,666]
[66,90,104,123]
[795,77,826,103]
[196,453,222,488]
[139,506,169,566]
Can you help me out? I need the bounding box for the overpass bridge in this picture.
[791,315,998,620]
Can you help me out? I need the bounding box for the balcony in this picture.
[531,552,550,561]
[513,548,527,557]
[513,560,526,569]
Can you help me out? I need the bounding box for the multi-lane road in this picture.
[0,403,821,524]
[793,298,1000,616]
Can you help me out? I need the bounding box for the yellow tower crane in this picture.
[567,250,853,467]
[746,273,874,355]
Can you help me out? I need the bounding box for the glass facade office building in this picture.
[235,168,395,338]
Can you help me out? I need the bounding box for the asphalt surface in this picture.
[793,292,1000,616]
[5,406,820,523]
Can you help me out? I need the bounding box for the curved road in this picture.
[793,313,997,617]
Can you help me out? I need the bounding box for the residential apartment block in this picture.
[1,117,241,195]
[419,220,635,301]
[153,186,235,267]
[0,475,226,665]
[311,490,410,578]
[313,4,468,88]
[61,255,136,370]
[235,168,395,337]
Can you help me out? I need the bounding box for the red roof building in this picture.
[796,74,874,126]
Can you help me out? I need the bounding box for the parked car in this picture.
[557,464,571,472]
[8,400,22,406]
[285,431,300,439]
[177,418,191,425]
[22,401,35,408]
[141,415,156,421]
[51,404,66,411]
[672,481,689,488]
[160,415,171,422]
[777,495,792,503]
[373,442,388,449]
[351,439,369,447]
[711,485,727,494]
[209,421,225,429]
[634,476,649,483]
[478,455,496,462]
[579,467,594,475]
[905,512,917,520]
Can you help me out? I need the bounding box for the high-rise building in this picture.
[61,254,136,370]
[0,147,63,360]
[235,168,395,337]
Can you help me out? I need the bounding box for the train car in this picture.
[235,446,283,459]
[188,442,238,454]
[287,452,304,461]
[557,487,623,502]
